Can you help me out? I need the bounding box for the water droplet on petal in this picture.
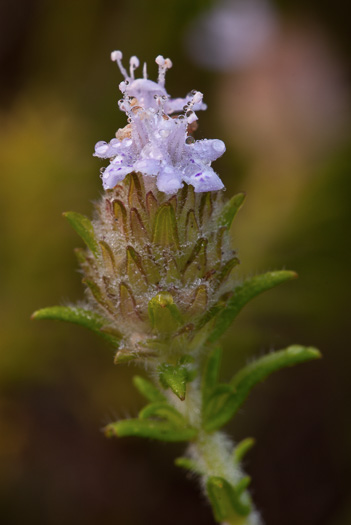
[185,136,195,144]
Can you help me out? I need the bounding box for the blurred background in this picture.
[0,0,350,524]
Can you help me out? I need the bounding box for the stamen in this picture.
[187,90,203,109]
[155,55,173,88]
[129,56,140,79]
[143,62,148,79]
[111,50,129,80]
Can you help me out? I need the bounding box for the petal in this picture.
[192,139,226,162]
[157,166,183,194]
[94,141,110,158]
[134,158,161,176]
[101,163,134,190]
[185,167,224,193]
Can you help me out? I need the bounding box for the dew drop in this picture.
[178,115,185,120]
[185,136,195,144]
[186,110,194,118]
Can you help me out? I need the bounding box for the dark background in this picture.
[0,1,350,524]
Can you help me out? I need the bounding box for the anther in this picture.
[129,56,140,79]
[111,50,129,80]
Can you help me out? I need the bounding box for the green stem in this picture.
[165,377,262,525]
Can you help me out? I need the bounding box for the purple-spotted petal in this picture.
[186,168,224,193]
[101,163,134,190]
[157,166,183,194]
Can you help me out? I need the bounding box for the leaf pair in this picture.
[202,345,321,432]
[104,375,197,442]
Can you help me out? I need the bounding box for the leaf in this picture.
[133,376,166,403]
[202,384,236,432]
[235,476,251,496]
[174,457,204,475]
[207,270,297,343]
[217,192,245,229]
[206,476,250,522]
[158,362,195,401]
[31,306,120,346]
[63,211,99,257]
[202,346,223,404]
[105,419,197,442]
[139,402,186,426]
[148,292,183,335]
[204,345,320,432]
[230,345,322,409]
[152,202,179,248]
[233,438,255,465]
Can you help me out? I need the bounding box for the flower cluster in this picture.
[94,51,226,194]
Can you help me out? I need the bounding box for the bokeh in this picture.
[1,1,350,524]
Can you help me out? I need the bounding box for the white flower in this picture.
[94,51,226,194]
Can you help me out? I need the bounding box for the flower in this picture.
[94,51,226,194]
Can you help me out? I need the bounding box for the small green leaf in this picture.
[152,202,179,248]
[63,211,99,257]
[114,351,138,364]
[217,192,245,229]
[203,384,236,432]
[133,376,166,403]
[202,346,223,403]
[235,476,251,496]
[31,306,120,346]
[175,457,204,475]
[230,345,321,409]
[158,362,195,400]
[105,419,197,442]
[139,402,186,426]
[148,292,183,335]
[206,476,250,522]
[208,270,297,343]
[233,438,255,465]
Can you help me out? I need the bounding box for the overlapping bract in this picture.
[69,172,240,363]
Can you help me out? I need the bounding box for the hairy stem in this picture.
[165,375,262,525]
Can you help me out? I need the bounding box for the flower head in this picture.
[94,51,226,194]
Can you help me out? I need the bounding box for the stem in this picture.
[165,377,262,525]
